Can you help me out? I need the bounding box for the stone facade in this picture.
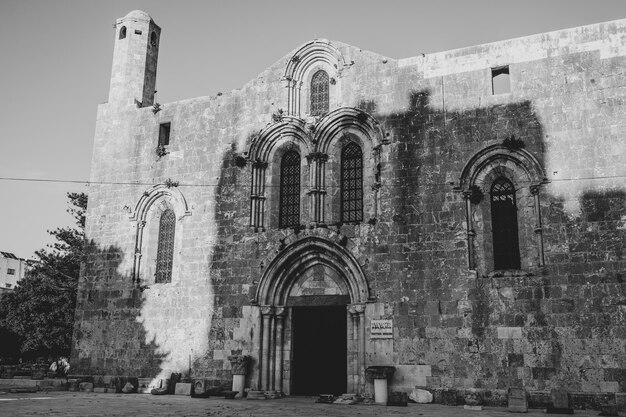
[72,10,626,403]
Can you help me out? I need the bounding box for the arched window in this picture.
[490,177,520,270]
[155,209,176,283]
[310,70,329,116]
[341,143,363,223]
[279,150,301,228]
[119,26,127,40]
[150,31,158,47]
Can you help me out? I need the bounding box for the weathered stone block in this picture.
[174,382,192,396]
[508,388,528,413]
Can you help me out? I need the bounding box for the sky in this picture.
[2,0,626,259]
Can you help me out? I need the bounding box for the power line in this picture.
[0,174,625,190]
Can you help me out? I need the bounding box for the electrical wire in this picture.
[1,174,626,189]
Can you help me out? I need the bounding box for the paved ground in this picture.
[0,391,616,417]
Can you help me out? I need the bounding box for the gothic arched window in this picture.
[310,70,329,116]
[279,150,301,228]
[341,143,363,223]
[490,177,520,270]
[155,209,176,283]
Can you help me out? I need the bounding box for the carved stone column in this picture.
[530,184,545,266]
[273,307,286,394]
[260,306,274,390]
[132,220,146,284]
[462,190,476,270]
[307,152,328,226]
[228,355,250,398]
[250,160,268,231]
[348,303,366,395]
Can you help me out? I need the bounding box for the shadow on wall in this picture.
[71,241,166,376]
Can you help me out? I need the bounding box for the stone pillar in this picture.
[132,220,146,284]
[307,152,328,226]
[462,190,476,270]
[530,184,545,266]
[348,303,366,395]
[365,366,395,405]
[260,306,274,390]
[228,355,250,398]
[250,161,268,231]
[273,307,286,394]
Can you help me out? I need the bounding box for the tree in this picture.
[0,192,87,359]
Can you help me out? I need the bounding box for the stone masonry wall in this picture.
[73,14,626,401]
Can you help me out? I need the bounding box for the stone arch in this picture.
[246,118,312,230]
[284,40,348,117]
[459,144,547,190]
[314,107,387,225]
[129,184,191,284]
[253,235,370,396]
[458,145,547,271]
[256,236,369,306]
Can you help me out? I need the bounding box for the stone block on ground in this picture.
[600,404,619,416]
[387,391,408,406]
[79,382,94,392]
[137,378,153,394]
[174,382,192,396]
[410,388,433,403]
[547,388,574,414]
[440,389,458,406]
[508,387,528,413]
[246,390,267,400]
[333,393,360,405]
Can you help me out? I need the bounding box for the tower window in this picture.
[341,143,363,223]
[158,123,171,147]
[119,26,127,40]
[155,209,175,283]
[490,177,520,269]
[279,150,301,228]
[491,66,510,95]
[7,268,15,275]
[150,32,158,47]
[310,70,329,116]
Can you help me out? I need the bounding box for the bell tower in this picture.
[108,10,160,107]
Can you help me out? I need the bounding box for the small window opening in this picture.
[5,283,12,288]
[310,70,329,116]
[158,123,171,147]
[7,268,15,275]
[491,66,510,95]
[119,26,127,40]
[150,32,158,47]
[134,29,142,35]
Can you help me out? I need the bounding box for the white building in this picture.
[0,252,26,294]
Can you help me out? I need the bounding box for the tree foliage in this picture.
[0,192,87,358]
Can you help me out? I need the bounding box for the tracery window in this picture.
[155,209,176,283]
[310,70,329,116]
[341,143,363,223]
[279,150,301,228]
[490,177,520,270]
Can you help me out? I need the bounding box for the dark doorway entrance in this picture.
[291,305,347,395]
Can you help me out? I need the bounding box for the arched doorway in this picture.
[255,236,370,396]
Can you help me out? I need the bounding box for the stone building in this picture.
[72,10,626,403]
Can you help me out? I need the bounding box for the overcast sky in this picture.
[2,0,626,259]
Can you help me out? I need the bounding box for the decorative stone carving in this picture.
[365,366,395,380]
[228,355,250,375]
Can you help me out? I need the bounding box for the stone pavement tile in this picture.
[0,392,613,417]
